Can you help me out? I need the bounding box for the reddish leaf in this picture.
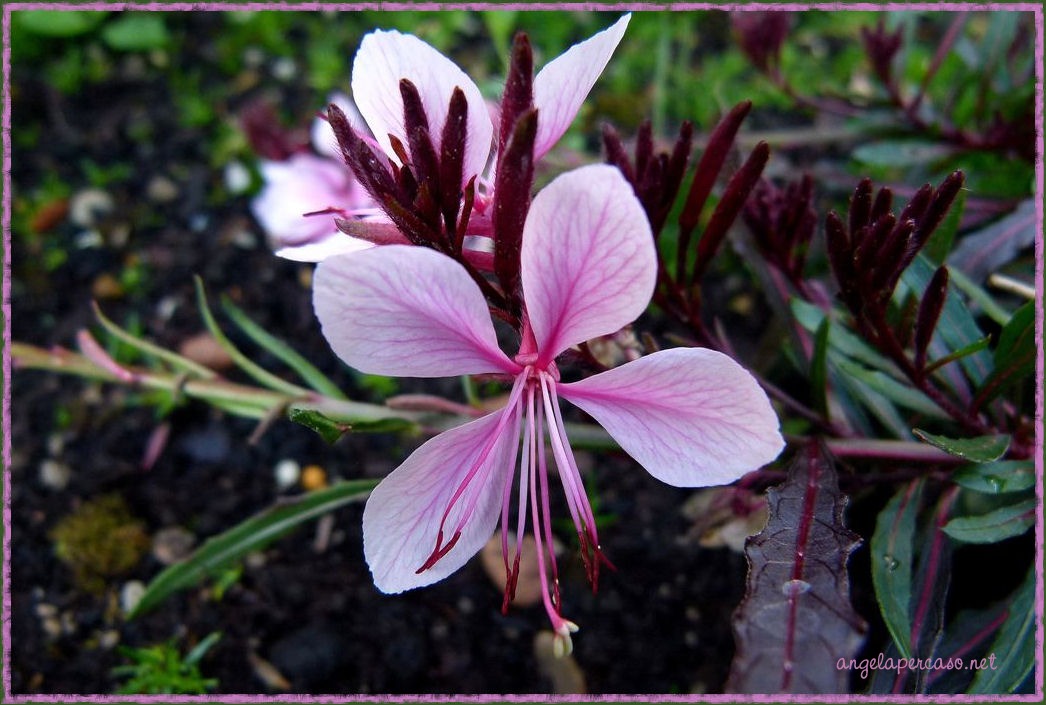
[727,441,867,694]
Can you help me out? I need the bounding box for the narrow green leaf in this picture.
[221,296,347,400]
[100,14,169,51]
[976,301,1036,406]
[924,336,992,376]
[946,267,1011,326]
[913,430,1010,462]
[943,498,1035,544]
[129,479,379,618]
[93,302,216,379]
[193,277,309,397]
[853,140,955,168]
[871,479,925,660]
[288,408,351,444]
[183,632,222,667]
[810,318,831,419]
[953,460,1035,495]
[836,358,949,419]
[15,10,106,37]
[968,567,1036,693]
[836,369,911,439]
[791,299,897,373]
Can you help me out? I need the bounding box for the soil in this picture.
[7,14,750,696]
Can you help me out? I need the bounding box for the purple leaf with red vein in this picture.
[727,441,867,694]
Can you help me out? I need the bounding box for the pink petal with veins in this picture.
[558,348,784,487]
[351,30,493,185]
[364,405,520,593]
[252,154,367,254]
[314,245,518,377]
[521,164,655,363]
[274,232,373,262]
[533,14,630,159]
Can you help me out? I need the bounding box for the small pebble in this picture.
[301,465,328,491]
[121,581,146,614]
[155,295,179,322]
[146,175,179,204]
[152,526,196,565]
[271,56,297,81]
[69,189,114,227]
[274,459,301,490]
[74,229,104,249]
[91,273,124,300]
[98,629,120,650]
[230,228,258,249]
[38,460,72,491]
[189,213,209,233]
[178,332,234,371]
[224,160,252,195]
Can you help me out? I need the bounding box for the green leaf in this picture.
[953,460,1035,495]
[871,480,925,660]
[835,368,911,439]
[100,14,169,52]
[976,301,1036,405]
[194,277,309,397]
[15,10,106,37]
[221,296,347,400]
[913,430,1010,462]
[943,498,1035,544]
[791,299,897,373]
[288,408,351,444]
[93,302,216,379]
[968,567,1036,693]
[946,267,1011,326]
[853,140,956,168]
[924,336,992,376]
[836,358,949,419]
[810,318,830,419]
[129,479,379,618]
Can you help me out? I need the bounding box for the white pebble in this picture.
[274,459,300,490]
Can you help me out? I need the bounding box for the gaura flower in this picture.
[313,165,784,654]
[252,94,379,262]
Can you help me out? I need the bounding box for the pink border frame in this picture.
[1,2,1043,702]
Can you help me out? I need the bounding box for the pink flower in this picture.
[313,165,784,654]
[252,95,378,262]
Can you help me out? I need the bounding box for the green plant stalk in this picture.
[10,342,419,427]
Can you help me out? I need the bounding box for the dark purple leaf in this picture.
[727,441,867,694]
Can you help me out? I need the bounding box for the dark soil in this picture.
[8,13,750,696]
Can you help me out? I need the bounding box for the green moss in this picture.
[50,494,150,594]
